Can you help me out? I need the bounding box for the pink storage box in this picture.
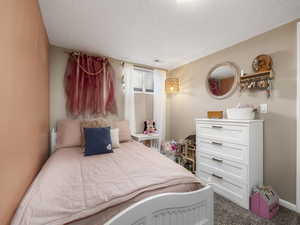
[250,186,279,219]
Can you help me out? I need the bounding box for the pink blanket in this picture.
[11,141,201,225]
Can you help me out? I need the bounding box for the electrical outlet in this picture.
[260,104,268,114]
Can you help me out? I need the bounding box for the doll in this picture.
[143,120,157,134]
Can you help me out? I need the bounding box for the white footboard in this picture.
[105,185,213,225]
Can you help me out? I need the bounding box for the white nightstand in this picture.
[131,133,160,151]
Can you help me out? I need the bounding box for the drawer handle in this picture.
[212,157,223,163]
[212,173,223,180]
[211,141,223,146]
[211,125,223,129]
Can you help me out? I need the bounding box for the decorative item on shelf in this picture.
[252,55,273,72]
[240,69,245,77]
[165,136,196,173]
[207,111,223,119]
[240,55,273,97]
[165,78,180,94]
[174,140,185,165]
[143,120,157,134]
[181,135,196,173]
[163,140,178,153]
[166,140,178,151]
[163,140,180,162]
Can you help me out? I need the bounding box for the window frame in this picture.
[133,66,154,94]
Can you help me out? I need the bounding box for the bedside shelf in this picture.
[131,133,160,151]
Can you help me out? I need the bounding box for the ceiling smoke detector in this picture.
[176,0,195,3]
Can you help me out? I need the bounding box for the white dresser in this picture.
[196,119,263,209]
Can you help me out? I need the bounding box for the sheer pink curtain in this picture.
[65,52,117,117]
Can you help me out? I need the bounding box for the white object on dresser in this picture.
[195,119,263,209]
[227,107,255,120]
[131,133,160,151]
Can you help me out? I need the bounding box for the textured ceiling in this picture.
[39,0,300,70]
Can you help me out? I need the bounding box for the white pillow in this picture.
[111,128,120,149]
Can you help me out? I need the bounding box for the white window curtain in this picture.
[123,63,136,134]
[153,69,166,151]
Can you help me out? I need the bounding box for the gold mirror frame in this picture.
[206,62,240,99]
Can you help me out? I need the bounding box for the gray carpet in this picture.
[215,194,300,225]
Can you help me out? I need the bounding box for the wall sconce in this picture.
[165,78,180,94]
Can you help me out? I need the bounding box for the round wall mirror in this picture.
[206,62,239,99]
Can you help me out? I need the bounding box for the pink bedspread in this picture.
[11,141,201,225]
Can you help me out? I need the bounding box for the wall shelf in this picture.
[240,70,273,80]
[240,70,273,97]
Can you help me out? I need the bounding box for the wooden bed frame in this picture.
[51,132,214,225]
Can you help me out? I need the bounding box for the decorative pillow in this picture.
[112,120,131,142]
[81,118,111,146]
[56,119,82,149]
[84,127,113,156]
[111,128,120,149]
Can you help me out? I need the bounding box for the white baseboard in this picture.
[279,199,297,212]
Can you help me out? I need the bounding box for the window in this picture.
[133,67,154,94]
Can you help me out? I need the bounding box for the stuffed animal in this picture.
[163,140,178,153]
[143,120,157,134]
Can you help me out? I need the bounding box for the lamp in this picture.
[165,78,180,94]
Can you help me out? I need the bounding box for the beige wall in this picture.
[0,0,49,224]
[167,20,298,203]
[49,46,69,127]
[135,94,154,133]
[50,45,152,132]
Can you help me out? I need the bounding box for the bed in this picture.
[11,141,213,225]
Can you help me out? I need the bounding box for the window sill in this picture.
[134,91,154,95]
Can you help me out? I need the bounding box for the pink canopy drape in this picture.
[65,52,117,117]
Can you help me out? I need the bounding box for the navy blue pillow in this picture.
[83,127,113,156]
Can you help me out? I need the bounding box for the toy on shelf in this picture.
[143,120,157,134]
[181,135,196,173]
[171,135,196,173]
[165,140,178,152]
[163,140,179,162]
[163,135,197,173]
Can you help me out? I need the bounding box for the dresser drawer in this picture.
[196,157,247,185]
[197,168,249,209]
[196,122,249,145]
[197,137,248,164]
[197,152,248,182]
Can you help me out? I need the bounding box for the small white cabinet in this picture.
[195,119,263,209]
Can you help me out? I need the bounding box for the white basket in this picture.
[227,108,255,120]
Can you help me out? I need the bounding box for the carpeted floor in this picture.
[215,194,300,225]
